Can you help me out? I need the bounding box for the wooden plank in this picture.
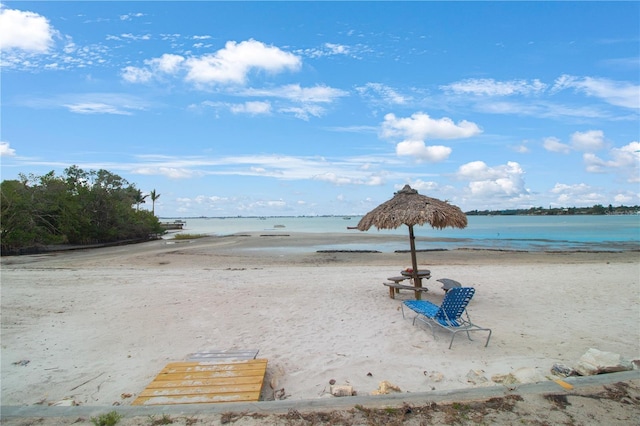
[157,368,267,378]
[144,376,262,389]
[154,371,265,382]
[384,283,429,291]
[132,359,268,406]
[161,359,267,371]
[384,282,430,299]
[137,383,262,397]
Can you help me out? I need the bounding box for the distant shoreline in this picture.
[158,211,640,220]
[4,230,639,258]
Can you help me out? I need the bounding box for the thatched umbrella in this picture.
[356,185,467,299]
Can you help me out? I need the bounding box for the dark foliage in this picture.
[466,204,640,216]
[1,166,163,255]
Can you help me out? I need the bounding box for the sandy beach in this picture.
[1,232,639,424]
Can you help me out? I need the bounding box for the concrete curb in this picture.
[2,370,638,420]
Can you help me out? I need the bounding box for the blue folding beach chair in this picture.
[401,287,492,349]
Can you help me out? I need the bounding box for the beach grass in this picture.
[172,233,209,240]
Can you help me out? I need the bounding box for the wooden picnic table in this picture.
[383,270,432,299]
[383,273,462,299]
[400,269,431,279]
[402,270,431,296]
[384,281,430,299]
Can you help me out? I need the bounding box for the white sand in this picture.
[1,233,639,408]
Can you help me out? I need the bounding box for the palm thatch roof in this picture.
[357,185,467,231]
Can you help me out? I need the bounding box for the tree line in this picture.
[1,166,163,255]
[466,204,640,216]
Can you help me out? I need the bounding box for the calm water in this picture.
[160,215,640,253]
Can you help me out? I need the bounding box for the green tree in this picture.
[1,166,163,255]
[1,179,39,252]
[149,189,160,216]
[133,189,148,212]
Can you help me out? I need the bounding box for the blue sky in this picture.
[1,1,639,217]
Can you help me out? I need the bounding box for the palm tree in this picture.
[150,189,160,216]
[134,189,148,211]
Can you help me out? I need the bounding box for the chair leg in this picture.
[465,329,474,341]
[484,329,492,347]
[450,328,492,349]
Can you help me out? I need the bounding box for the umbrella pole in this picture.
[408,225,422,300]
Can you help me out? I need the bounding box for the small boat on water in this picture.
[273,224,286,228]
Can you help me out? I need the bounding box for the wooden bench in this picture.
[383,282,429,299]
[437,278,462,293]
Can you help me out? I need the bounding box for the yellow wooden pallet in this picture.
[132,359,268,405]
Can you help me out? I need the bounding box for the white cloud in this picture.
[148,53,185,74]
[325,43,349,55]
[395,141,451,162]
[611,141,640,166]
[121,66,154,83]
[134,167,197,179]
[381,112,482,141]
[381,112,480,163]
[230,101,271,115]
[120,33,151,41]
[356,82,410,105]
[119,13,144,21]
[196,88,341,120]
[584,141,640,182]
[285,84,346,103]
[552,75,640,109]
[0,7,55,53]
[278,104,326,120]
[242,84,348,103]
[442,78,547,96]
[185,39,301,85]
[512,142,530,154]
[614,192,635,204]
[57,93,150,115]
[121,53,185,83]
[124,154,393,187]
[313,173,357,185]
[298,42,358,58]
[406,180,440,193]
[543,136,571,154]
[63,103,133,115]
[571,130,605,151]
[550,182,590,194]
[0,141,16,157]
[457,161,528,198]
[479,100,606,120]
[312,172,384,186]
[544,130,607,155]
[121,40,301,87]
[550,183,603,205]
